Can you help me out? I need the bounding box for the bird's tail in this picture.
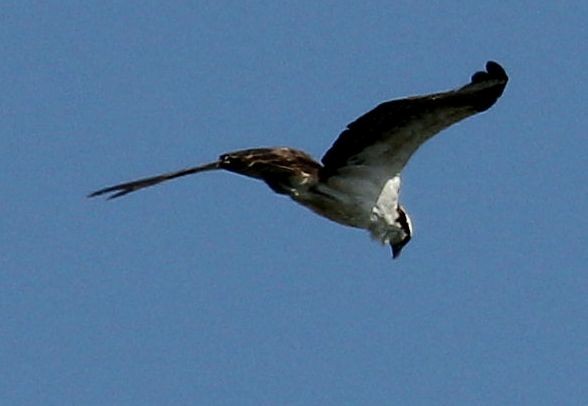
[88,161,220,199]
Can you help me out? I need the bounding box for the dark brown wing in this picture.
[320,61,508,177]
[88,161,220,199]
[217,147,321,195]
[88,147,321,199]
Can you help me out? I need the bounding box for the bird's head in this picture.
[390,205,413,259]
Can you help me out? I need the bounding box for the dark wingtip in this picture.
[106,191,131,200]
[486,61,508,82]
[472,61,508,83]
[87,186,138,200]
[87,161,221,200]
[471,61,508,84]
[87,183,136,199]
[87,186,125,199]
[465,60,508,112]
[87,190,106,198]
[470,71,489,83]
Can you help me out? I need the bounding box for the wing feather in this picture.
[320,61,508,177]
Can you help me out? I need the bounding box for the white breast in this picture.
[295,165,403,242]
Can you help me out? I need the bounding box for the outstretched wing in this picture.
[320,61,508,179]
[88,148,321,200]
[88,162,220,199]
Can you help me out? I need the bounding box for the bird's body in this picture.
[90,61,508,259]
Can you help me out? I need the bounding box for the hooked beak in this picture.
[390,237,411,259]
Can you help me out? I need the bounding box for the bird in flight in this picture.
[90,61,508,259]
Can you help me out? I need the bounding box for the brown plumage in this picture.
[89,61,508,259]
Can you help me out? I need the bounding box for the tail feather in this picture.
[88,161,220,199]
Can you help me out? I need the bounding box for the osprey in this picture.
[90,61,508,259]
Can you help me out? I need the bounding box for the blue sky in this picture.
[2,2,587,404]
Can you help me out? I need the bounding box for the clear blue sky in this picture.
[2,2,587,404]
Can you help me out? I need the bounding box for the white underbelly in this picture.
[291,171,404,244]
[292,174,395,229]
